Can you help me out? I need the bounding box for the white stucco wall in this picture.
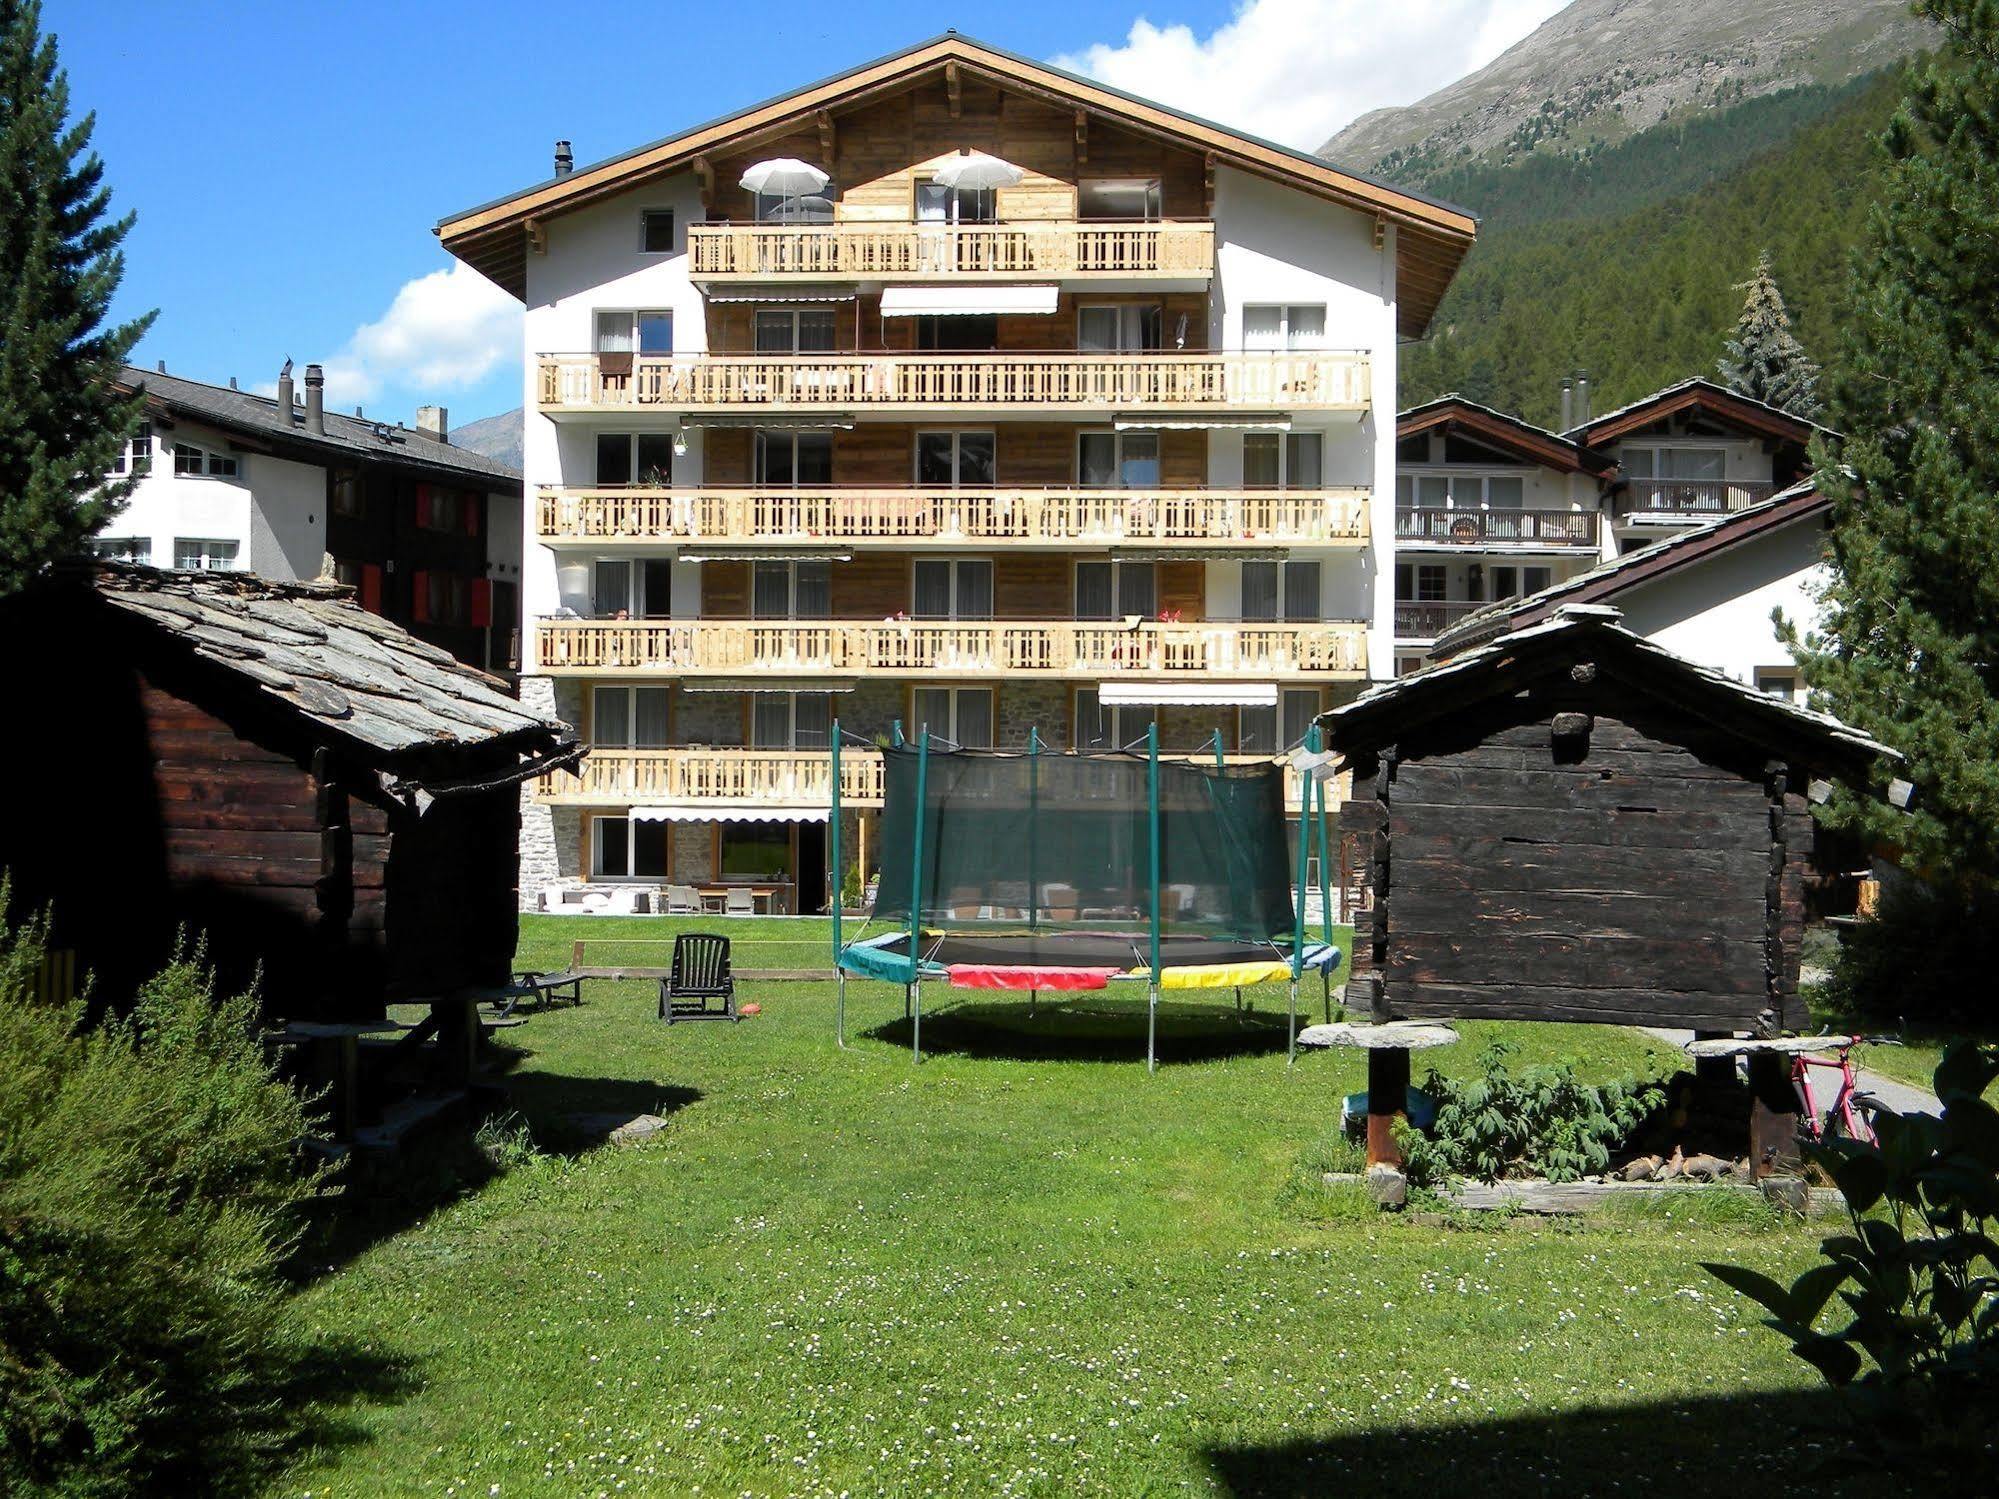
[1615,514,1829,686]
[96,419,325,576]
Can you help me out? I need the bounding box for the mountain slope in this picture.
[1400,67,1903,426]
[1323,0,1928,183]
[447,407,523,471]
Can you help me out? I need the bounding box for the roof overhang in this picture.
[1573,380,1825,449]
[436,33,1477,338]
[1398,396,1613,477]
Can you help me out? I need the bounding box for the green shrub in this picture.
[1817,878,1999,1028]
[0,882,324,1496]
[1702,1042,1999,1467]
[1401,1041,1665,1186]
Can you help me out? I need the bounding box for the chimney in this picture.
[1575,370,1592,425]
[156,358,166,373]
[304,363,325,436]
[228,376,238,390]
[275,359,294,419]
[554,139,574,177]
[1559,377,1574,431]
[416,405,449,442]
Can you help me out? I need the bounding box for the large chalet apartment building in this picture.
[437,32,1477,910]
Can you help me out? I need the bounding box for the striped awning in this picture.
[629,805,830,823]
[679,413,856,430]
[704,284,856,302]
[1114,413,1291,431]
[1099,681,1278,707]
[879,284,1060,316]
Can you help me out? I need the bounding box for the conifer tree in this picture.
[0,0,152,595]
[1792,0,1999,885]
[1717,251,1822,417]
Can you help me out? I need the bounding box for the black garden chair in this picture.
[658,932,738,1023]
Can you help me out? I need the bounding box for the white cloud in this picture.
[315,261,521,409]
[1053,0,1570,150]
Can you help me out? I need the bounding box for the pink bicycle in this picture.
[1792,1035,1898,1145]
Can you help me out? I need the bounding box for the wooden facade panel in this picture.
[828,553,909,615]
[1389,804,1771,852]
[704,290,1210,354]
[1390,885,1766,943]
[701,560,751,617]
[1391,761,1768,814]
[1158,561,1204,620]
[996,555,1070,618]
[1386,982,1778,1029]
[1389,843,1766,901]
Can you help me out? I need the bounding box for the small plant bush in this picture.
[1401,1041,1665,1185]
[1702,1041,1999,1466]
[0,881,324,1496]
[1816,878,1999,1027]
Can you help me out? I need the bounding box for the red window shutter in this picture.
[470,578,492,628]
[414,485,431,529]
[464,493,481,537]
[411,569,430,622]
[360,563,383,613]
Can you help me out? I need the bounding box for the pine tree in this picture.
[1717,251,1822,417]
[0,0,152,596]
[1791,0,1999,886]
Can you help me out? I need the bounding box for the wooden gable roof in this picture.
[436,32,1478,338]
[1398,395,1615,477]
[1566,378,1829,449]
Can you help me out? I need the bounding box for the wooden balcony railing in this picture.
[686,220,1215,280]
[1614,479,1776,518]
[532,744,1317,808]
[1395,507,1598,548]
[537,485,1370,547]
[534,617,1368,679]
[1393,599,1489,638]
[535,351,1369,414]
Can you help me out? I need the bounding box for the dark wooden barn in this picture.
[0,564,578,1022]
[1327,605,1894,1037]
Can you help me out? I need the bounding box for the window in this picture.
[1079,178,1162,221]
[1074,559,1155,619]
[721,822,791,878]
[750,692,833,749]
[754,181,835,223]
[1239,689,1322,753]
[912,558,993,619]
[914,313,999,351]
[174,537,239,571]
[1393,563,1447,603]
[1242,304,1326,350]
[1240,560,1321,621]
[90,536,150,563]
[594,432,675,486]
[596,310,674,356]
[592,815,668,880]
[1078,303,1162,352]
[1077,431,1160,489]
[418,487,465,532]
[912,687,993,748]
[1394,472,1525,509]
[331,471,365,517]
[1243,432,1324,488]
[751,559,830,618]
[592,686,670,748]
[1485,565,1552,602]
[591,557,675,618]
[1755,667,1802,703]
[172,442,238,478]
[639,208,676,253]
[915,180,997,224]
[425,570,471,626]
[915,431,995,487]
[754,430,833,484]
[754,307,836,353]
[113,422,152,476]
[1072,687,1151,750]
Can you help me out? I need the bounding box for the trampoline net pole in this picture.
[1028,726,1040,933]
[1309,722,1333,1021]
[1291,740,1310,981]
[909,728,930,1064]
[836,971,846,1048]
[830,720,843,985]
[1148,724,1162,1075]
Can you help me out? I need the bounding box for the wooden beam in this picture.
[1373,213,1387,251]
[692,153,714,210]
[1075,108,1088,164]
[1204,152,1218,215]
[816,108,835,161]
[525,218,546,255]
[945,59,961,118]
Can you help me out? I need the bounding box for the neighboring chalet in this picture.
[0,565,577,1021]
[435,31,1478,910]
[1327,605,1893,1037]
[1391,379,1824,670]
[97,364,526,675]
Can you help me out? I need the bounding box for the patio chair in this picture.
[658,932,737,1023]
[723,887,756,917]
[665,884,703,915]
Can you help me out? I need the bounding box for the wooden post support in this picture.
[1691,1029,1737,1090]
[1747,1049,1801,1179]
[1366,1046,1411,1169]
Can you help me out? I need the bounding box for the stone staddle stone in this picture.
[1296,1022,1460,1051]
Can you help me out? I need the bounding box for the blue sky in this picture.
[49,0,1563,429]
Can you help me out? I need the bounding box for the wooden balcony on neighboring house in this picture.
[533,617,1368,680]
[537,485,1371,548]
[1395,506,1598,549]
[1613,479,1777,519]
[686,220,1216,282]
[535,351,1370,415]
[532,744,1315,809]
[1393,599,1489,639]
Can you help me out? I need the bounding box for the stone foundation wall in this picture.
[517,675,572,910]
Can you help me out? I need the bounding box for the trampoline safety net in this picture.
[870,743,1296,942]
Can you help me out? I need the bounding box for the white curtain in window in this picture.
[1242,305,1283,350]
[594,311,633,353]
[1285,305,1326,349]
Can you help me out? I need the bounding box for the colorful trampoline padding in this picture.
[837,931,1341,992]
[946,964,1123,991]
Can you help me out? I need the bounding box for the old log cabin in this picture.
[1325,604,1893,1035]
[0,563,578,1018]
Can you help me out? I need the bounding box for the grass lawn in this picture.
[280,917,1862,1497]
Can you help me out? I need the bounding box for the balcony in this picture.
[534,617,1367,680]
[1393,599,1488,639]
[1614,478,1776,520]
[532,744,1313,809]
[535,351,1370,416]
[1395,506,1598,550]
[536,485,1370,548]
[686,220,1215,282]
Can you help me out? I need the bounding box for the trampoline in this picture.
[830,723,1342,1069]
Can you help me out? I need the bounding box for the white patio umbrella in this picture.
[739,157,831,198]
[930,152,1023,191]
